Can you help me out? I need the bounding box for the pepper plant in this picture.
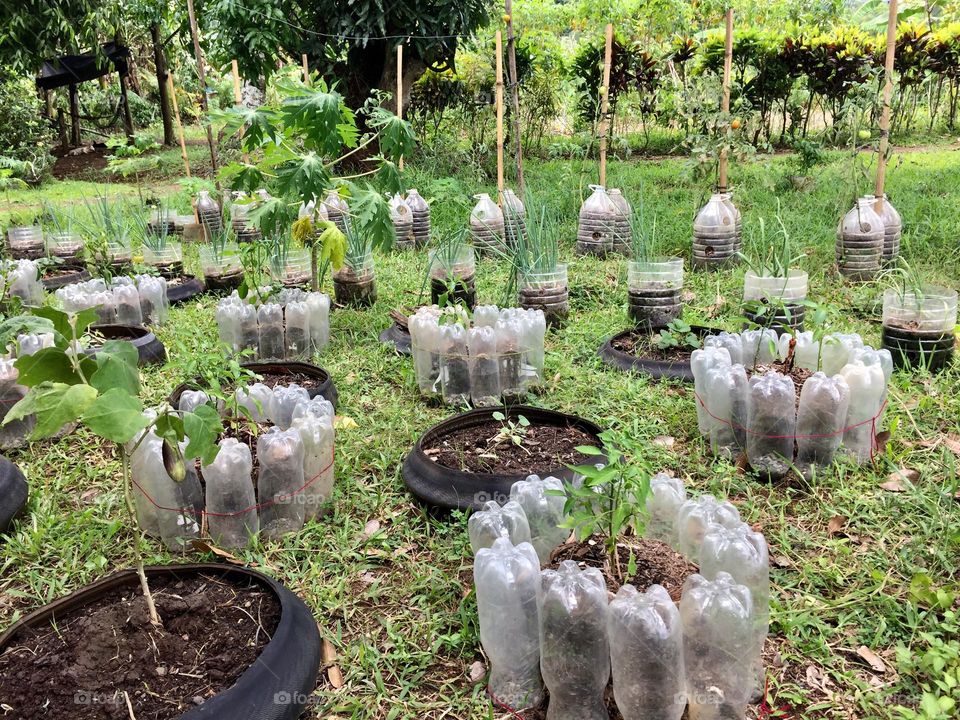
[2,307,223,626]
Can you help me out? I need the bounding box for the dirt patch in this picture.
[425,420,598,474]
[0,572,280,720]
[610,330,693,362]
[51,144,110,180]
[251,371,327,394]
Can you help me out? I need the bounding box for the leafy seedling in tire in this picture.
[1,307,223,626]
[654,319,701,353]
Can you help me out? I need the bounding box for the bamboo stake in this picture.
[495,30,505,200]
[505,0,524,195]
[231,59,248,164]
[186,0,219,182]
[718,8,733,193]
[302,53,310,85]
[598,24,614,187]
[397,44,404,172]
[875,0,898,209]
[167,73,191,178]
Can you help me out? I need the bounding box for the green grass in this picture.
[1,144,960,720]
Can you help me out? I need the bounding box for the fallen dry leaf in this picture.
[322,638,344,688]
[856,645,887,673]
[334,415,358,430]
[875,430,891,454]
[772,554,792,568]
[468,661,486,683]
[681,290,696,303]
[827,515,848,536]
[652,435,675,449]
[189,540,251,566]
[882,468,919,492]
[360,519,381,540]
[880,480,905,492]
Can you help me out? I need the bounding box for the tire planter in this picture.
[41,268,91,291]
[379,322,412,355]
[169,360,338,409]
[881,326,955,373]
[403,405,604,511]
[166,275,205,305]
[203,270,244,293]
[86,324,167,366]
[598,326,720,382]
[0,454,27,534]
[0,563,321,720]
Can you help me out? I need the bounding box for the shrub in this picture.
[0,74,55,184]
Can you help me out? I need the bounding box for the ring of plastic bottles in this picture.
[216,289,331,361]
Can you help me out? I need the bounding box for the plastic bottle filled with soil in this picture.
[257,427,307,539]
[292,413,335,520]
[676,494,742,563]
[322,189,350,236]
[510,475,568,565]
[333,251,377,307]
[627,257,684,328]
[881,286,957,372]
[645,473,687,547]
[539,561,610,720]
[113,284,144,326]
[438,322,471,406]
[693,194,739,270]
[215,301,241,352]
[706,363,748,458]
[142,241,184,279]
[501,188,527,249]
[178,390,210,414]
[608,583,686,720]
[429,246,476,309]
[91,290,117,324]
[470,193,505,254]
[405,189,431,247]
[836,198,884,281]
[495,317,524,398]
[608,188,634,255]
[838,361,886,461]
[202,437,259,548]
[235,382,274,423]
[239,303,259,355]
[518,309,547,388]
[269,384,310,430]
[746,372,796,481]
[136,437,203,551]
[130,431,163,536]
[742,270,808,333]
[469,500,532,554]
[409,307,442,397]
[7,225,45,259]
[284,301,311,359]
[519,264,569,327]
[257,303,285,360]
[136,275,169,325]
[795,372,851,476]
[680,572,756,720]
[700,523,770,697]
[466,325,501,406]
[390,194,415,249]
[46,232,84,262]
[868,194,902,262]
[474,537,544,710]
[577,185,617,257]
[196,190,224,238]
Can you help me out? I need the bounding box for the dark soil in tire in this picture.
[0,572,280,720]
[334,278,377,307]
[599,326,720,382]
[166,275,204,305]
[169,361,337,409]
[41,267,91,291]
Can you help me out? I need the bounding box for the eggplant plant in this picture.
[1,307,223,626]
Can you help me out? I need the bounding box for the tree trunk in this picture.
[151,23,175,146]
[69,83,81,146]
[119,72,135,140]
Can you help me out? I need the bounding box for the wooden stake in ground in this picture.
[505,0,524,195]
[598,23,614,188]
[231,60,248,164]
[718,8,734,193]
[495,30,505,200]
[302,54,310,85]
[875,0,898,211]
[167,73,191,178]
[397,44,404,172]
[186,0,219,180]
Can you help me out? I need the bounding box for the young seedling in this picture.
[488,411,530,452]
[654,319,701,352]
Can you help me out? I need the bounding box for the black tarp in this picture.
[35,43,130,90]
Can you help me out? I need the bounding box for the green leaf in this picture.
[575,445,604,456]
[275,152,331,202]
[4,382,98,439]
[81,389,149,444]
[154,411,185,445]
[13,347,83,386]
[32,306,98,343]
[281,87,348,155]
[182,404,224,466]
[0,315,54,351]
[89,340,140,396]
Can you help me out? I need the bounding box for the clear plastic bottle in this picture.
[608,584,685,720]
[501,188,527,249]
[495,317,524,397]
[608,188,634,255]
[215,300,241,352]
[291,396,334,423]
[796,372,851,476]
[202,438,258,548]
[703,331,743,366]
[178,389,210,414]
[473,304,500,328]
[408,308,442,397]
[746,372,796,480]
[539,561,610,720]
[468,500,532,554]
[292,413,335,520]
[305,292,330,353]
[390,194,414,249]
[740,328,779,368]
[196,190,224,236]
[405,189,431,247]
[438,322,470,405]
[509,475,567,564]
[322,189,350,235]
[284,301,311,359]
[239,303,259,355]
[467,325,501,406]
[469,193,505,253]
[676,494,742,562]
[135,437,203,552]
[136,275,168,325]
[680,572,756,720]
[131,432,163,537]
[577,185,617,256]
[838,361,886,461]
[257,303,284,360]
[257,427,306,539]
[235,382,274,422]
[269,384,310,430]
[644,473,687,547]
[474,537,544,709]
[113,284,144,326]
[520,309,546,388]
[706,363,748,458]
[691,346,732,436]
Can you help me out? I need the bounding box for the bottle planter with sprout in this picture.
[515,196,568,328]
[740,212,808,334]
[133,207,204,304]
[0,310,320,718]
[333,221,376,307]
[626,200,683,330]
[881,262,957,372]
[428,231,476,309]
[200,227,244,292]
[231,191,263,243]
[80,191,133,272]
[267,235,312,289]
[5,223,45,260]
[36,204,90,290]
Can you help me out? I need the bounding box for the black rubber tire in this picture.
[0,454,27,534]
[169,360,338,409]
[881,326,955,372]
[41,268,91,291]
[403,405,605,511]
[86,324,167,366]
[203,271,244,293]
[598,325,721,382]
[0,563,321,720]
[166,275,205,305]
[379,322,412,355]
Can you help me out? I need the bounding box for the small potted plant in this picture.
[627,203,683,329]
[5,221,44,260]
[268,235,312,288]
[515,198,568,327]
[333,221,376,307]
[882,263,957,372]
[200,227,244,292]
[428,230,476,309]
[740,214,808,333]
